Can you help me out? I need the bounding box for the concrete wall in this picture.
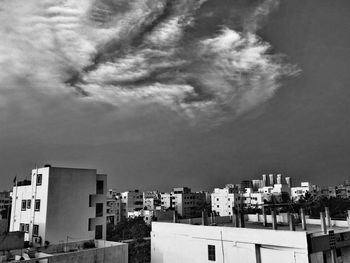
[151,222,309,263]
[0,231,24,251]
[246,213,300,224]
[45,168,97,244]
[305,217,349,227]
[12,241,128,263]
[177,215,232,225]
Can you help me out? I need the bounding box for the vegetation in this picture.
[297,195,350,219]
[107,217,151,241]
[107,217,151,263]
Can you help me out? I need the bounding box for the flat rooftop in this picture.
[219,220,350,236]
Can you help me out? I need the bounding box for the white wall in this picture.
[10,167,50,243]
[151,222,310,263]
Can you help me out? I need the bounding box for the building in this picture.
[0,191,11,233]
[336,184,350,199]
[171,187,207,218]
[151,216,350,263]
[211,187,240,216]
[106,189,122,225]
[160,193,172,210]
[291,182,313,201]
[143,191,161,211]
[242,189,264,208]
[0,191,11,216]
[120,190,143,218]
[9,166,107,245]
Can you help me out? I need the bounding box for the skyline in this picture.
[1,0,350,191]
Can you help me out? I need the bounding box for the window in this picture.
[95,225,103,239]
[21,200,26,211]
[35,199,40,211]
[96,203,103,217]
[25,224,29,233]
[208,245,216,261]
[20,223,25,232]
[88,218,92,231]
[33,225,39,236]
[36,174,42,186]
[26,200,31,209]
[216,198,219,201]
[96,180,104,194]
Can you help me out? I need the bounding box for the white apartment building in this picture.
[291,182,312,201]
[9,166,107,245]
[160,193,172,209]
[211,188,240,216]
[242,189,264,208]
[151,221,350,263]
[120,190,143,218]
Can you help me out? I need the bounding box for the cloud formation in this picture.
[0,0,298,121]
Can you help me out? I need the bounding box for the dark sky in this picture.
[1,0,350,192]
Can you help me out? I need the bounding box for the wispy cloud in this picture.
[0,0,298,123]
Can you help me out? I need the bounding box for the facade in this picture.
[171,187,206,218]
[242,189,264,208]
[106,190,122,225]
[0,191,11,215]
[143,191,161,211]
[9,166,107,245]
[151,221,350,263]
[211,187,239,216]
[120,190,143,219]
[291,182,312,201]
[160,193,172,209]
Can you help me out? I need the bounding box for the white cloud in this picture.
[0,0,298,123]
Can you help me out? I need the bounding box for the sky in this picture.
[1,0,350,192]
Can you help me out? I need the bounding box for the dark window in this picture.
[20,223,25,232]
[96,180,104,194]
[96,203,103,217]
[88,218,92,231]
[36,174,42,186]
[21,200,26,211]
[89,195,92,207]
[25,224,29,233]
[208,245,216,261]
[26,200,31,209]
[33,225,39,236]
[95,225,103,239]
[35,200,40,211]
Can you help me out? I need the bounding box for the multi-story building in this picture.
[242,188,264,208]
[171,187,206,218]
[211,187,240,216]
[120,190,143,219]
[143,191,161,211]
[0,191,11,219]
[160,193,172,210]
[291,182,312,201]
[9,166,107,245]
[106,189,122,225]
